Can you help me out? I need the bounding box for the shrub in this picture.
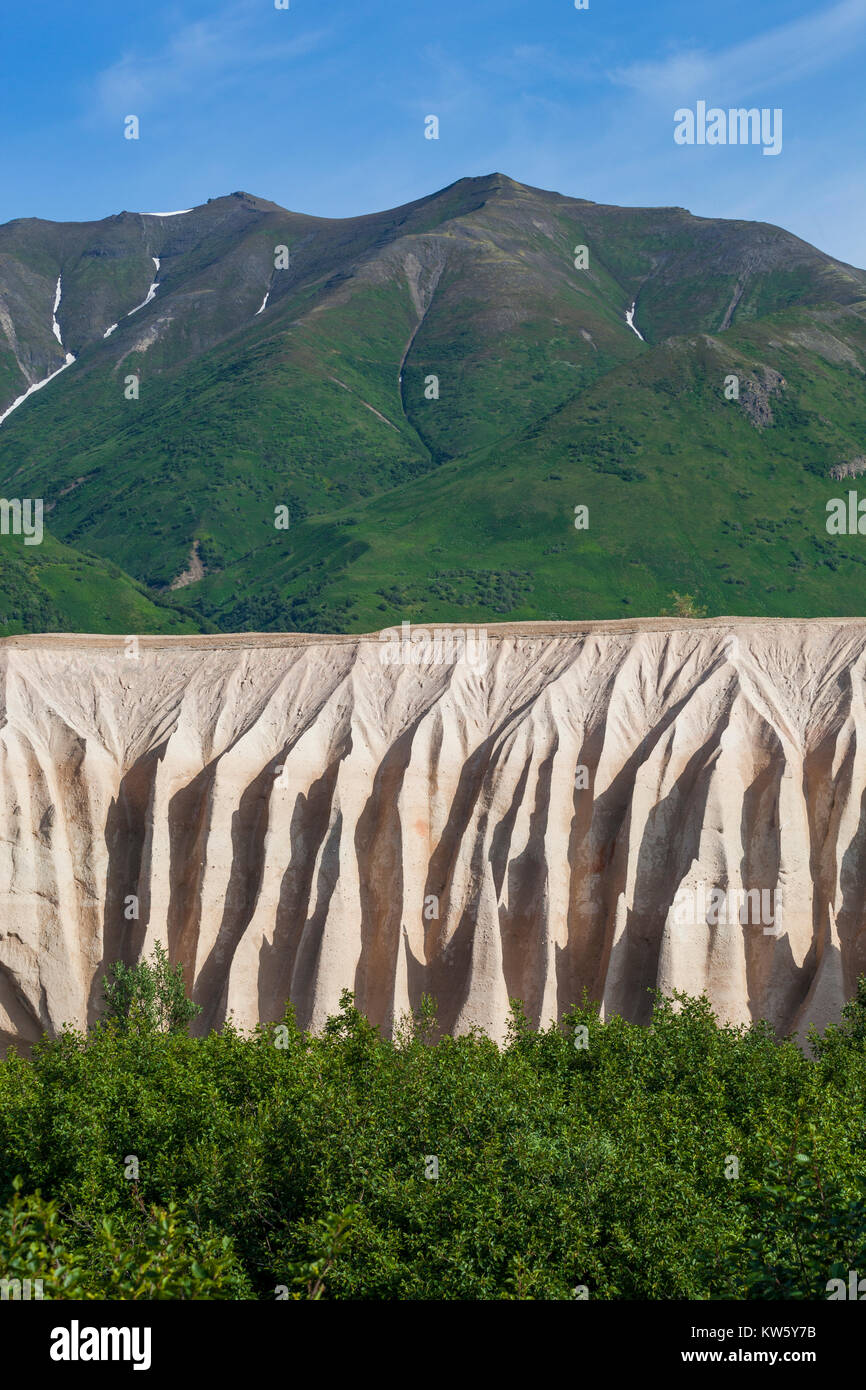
[101,943,201,1035]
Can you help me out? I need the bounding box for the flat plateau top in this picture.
[1,616,865,652]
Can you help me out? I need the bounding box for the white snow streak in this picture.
[0,357,74,427]
[0,272,79,426]
[52,278,74,362]
[127,257,161,316]
[255,291,269,315]
[103,323,118,338]
[625,302,644,341]
[144,209,193,217]
[52,276,64,345]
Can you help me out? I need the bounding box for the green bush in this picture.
[0,980,864,1299]
[101,943,201,1035]
[0,1178,248,1299]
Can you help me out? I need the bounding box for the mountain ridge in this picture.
[1,173,865,637]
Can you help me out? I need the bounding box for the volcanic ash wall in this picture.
[0,619,863,1049]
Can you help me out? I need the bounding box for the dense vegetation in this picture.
[0,531,201,637]
[1,950,864,1300]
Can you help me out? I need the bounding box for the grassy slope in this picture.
[1,175,865,634]
[185,301,866,631]
[0,531,203,636]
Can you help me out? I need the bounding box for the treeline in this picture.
[0,952,864,1299]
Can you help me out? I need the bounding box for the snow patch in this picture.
[103,323,118,338]
[255,292,269,315]
[144,209,193,217]
[0,273,78,426]
[0,356,75,427]
[625,302,644,341]
[52,276,64,345]
[127,258,161,316]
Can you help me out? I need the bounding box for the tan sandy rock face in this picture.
[0,618,864,1051]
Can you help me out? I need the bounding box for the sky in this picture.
[2,0,866,265]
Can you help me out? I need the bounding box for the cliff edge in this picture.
[1,618,863,1048]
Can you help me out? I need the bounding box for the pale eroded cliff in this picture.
[1,619,863,1050]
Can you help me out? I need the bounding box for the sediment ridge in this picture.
[1,618,863,1049]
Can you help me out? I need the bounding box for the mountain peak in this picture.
[2,175,866,652]
[203,191,287,214]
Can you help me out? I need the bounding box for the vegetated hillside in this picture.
[0,533,202,636]
[0,174,864,635]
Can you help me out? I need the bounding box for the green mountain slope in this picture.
[1,173,864,634]
[0,531,203,635]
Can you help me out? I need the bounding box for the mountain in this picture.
[1,174,865,635]
[0,618,859,1049]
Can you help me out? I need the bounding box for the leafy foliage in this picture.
[101,944,202,1035]
[0,1178,247,1299]
[0,983,864,1299]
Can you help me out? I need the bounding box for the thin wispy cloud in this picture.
[611,0,866,102]
[93,2,329,115]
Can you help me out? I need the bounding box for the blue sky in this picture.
[2,0,866,264]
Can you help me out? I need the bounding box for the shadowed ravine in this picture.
[1,618,864,1051]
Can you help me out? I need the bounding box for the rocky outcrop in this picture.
[740,365,786,428]
[829,455,866,482]
[1,619,864,1051]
